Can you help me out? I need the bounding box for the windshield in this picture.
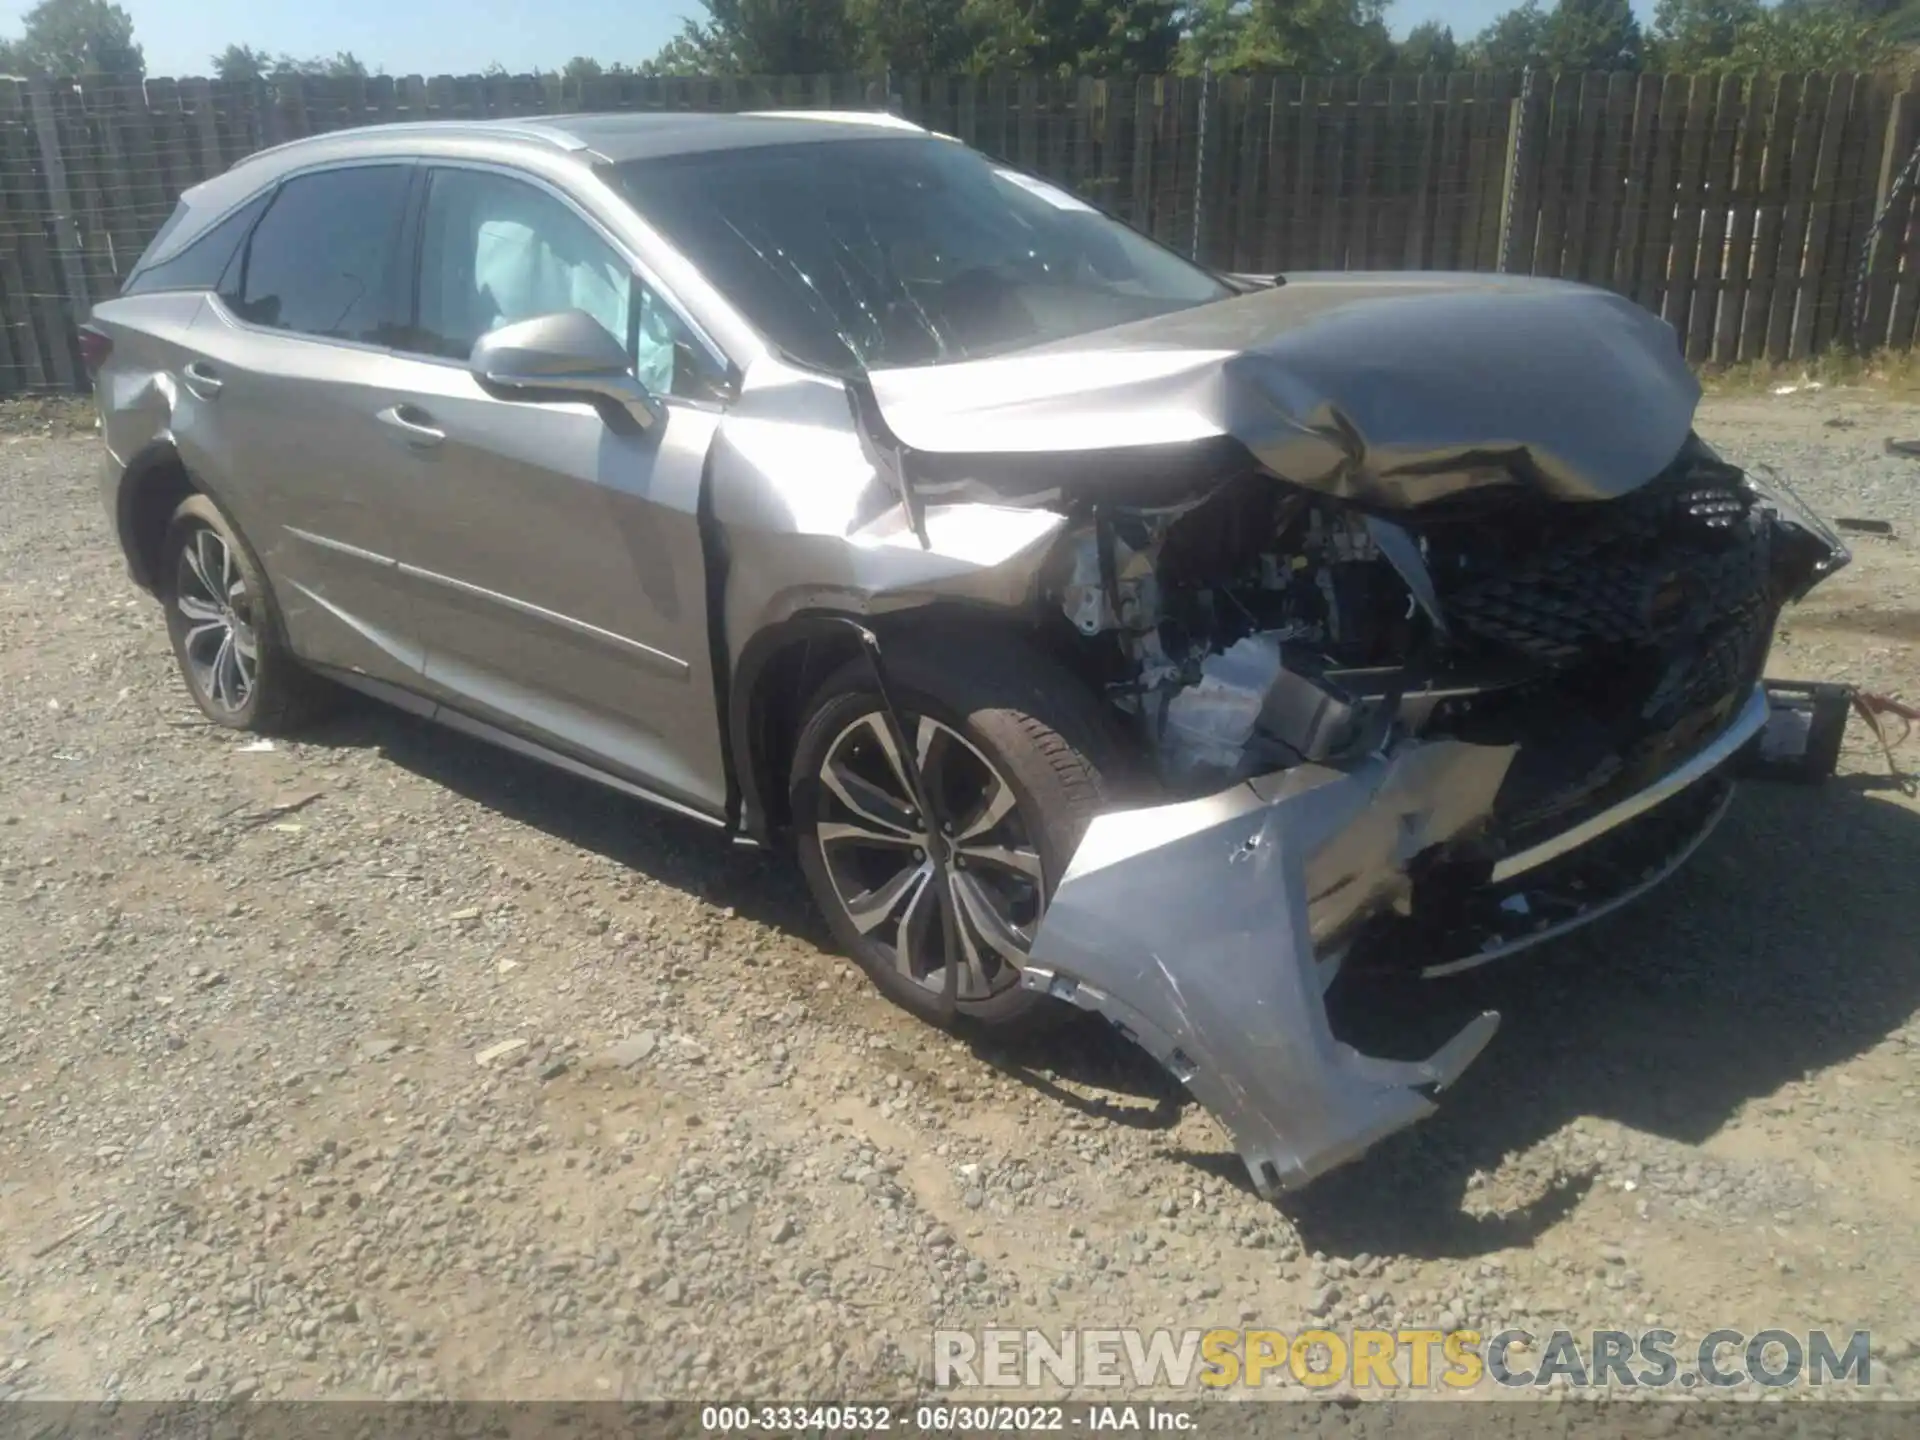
[611,135,1232,374]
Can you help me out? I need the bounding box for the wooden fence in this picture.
[5,67,1920,394]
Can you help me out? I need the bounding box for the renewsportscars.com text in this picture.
[932,1327,1875,1391]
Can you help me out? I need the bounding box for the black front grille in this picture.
[1432,461,1770,666]
[1415,450,1777,838]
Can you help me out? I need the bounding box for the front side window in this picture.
[223,165,409,344]
[413,167,716,401]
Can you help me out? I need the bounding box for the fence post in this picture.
[26,76,92,322]
[1497,68,1535,273]
[1191,61,1212,260]
[1861,85,1919,348]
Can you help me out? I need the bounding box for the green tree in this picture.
[643,0,857,74]
[1545,0,1644,67]
[214,46,376,82]
[1874,0,1920,43]
[0,0,143,77]
[558,55,636,99]
[211,43,273,81]
[1646,0,1765,66]
[1745,5,1896,65]
[1644,0,1902,69]
[1024,0,1183,71]
[284,51,370,78]
[646,0,1177,76]
[1172,0,1243,69]
[1472,0,1643,68]
[1178,0,1394,72]
[1470,0,1551,65]
[1397,19,1462,68]
[847,0,980,71]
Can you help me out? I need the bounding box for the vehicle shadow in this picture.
[302,699,1920,1262]
[1284,771,1920,1258]
[969,1018,1188,1133]
[297,701,830,946]
[964,772,1920,1260]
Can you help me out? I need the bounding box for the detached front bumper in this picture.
[1024,683,1771,1198]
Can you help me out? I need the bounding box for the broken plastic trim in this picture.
[1491,682,1770,883]
[846,378,931,550]
[1024,739,1512,1197]
[1420,777,1737,980]
[1362,514,1449,642]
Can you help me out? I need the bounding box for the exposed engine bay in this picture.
[1052,473,1427,783]
[1043,437,1846,966]
[1052,438,1833,793]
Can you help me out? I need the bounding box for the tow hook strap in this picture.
[835,619,964,1021]
[1853,690,1919,795]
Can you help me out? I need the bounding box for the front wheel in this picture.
[790,635,1129,1030]
[159,493,329,732]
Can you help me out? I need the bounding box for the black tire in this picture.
[790,631,1132,1030]
[159,493,331,733]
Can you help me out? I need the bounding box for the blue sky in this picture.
[0,0,1660,79]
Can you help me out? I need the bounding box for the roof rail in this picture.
[239,118,589,169]
[742,109,925,133]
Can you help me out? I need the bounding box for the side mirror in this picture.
[469,309,663,430]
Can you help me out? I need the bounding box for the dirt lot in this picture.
[2,392,1918,1407]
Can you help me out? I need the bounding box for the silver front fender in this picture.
[1024,739,1514,1198]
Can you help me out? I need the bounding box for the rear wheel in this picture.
[160,493,329,732]
[790,636,1128,1029]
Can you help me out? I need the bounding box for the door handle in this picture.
[376,404,446,449]
[181,361,224,400]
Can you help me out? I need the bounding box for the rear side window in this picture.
[223,165,410,345]
[123,192,269,296]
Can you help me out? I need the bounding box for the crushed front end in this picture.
[1024,437,1847,1196]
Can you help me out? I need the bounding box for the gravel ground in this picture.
[2,391,1918,1407]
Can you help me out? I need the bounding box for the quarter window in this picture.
[223,165,410,345]
[124,191,270,296]
[413,167,721,401]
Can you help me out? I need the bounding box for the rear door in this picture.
[176,163,430,691]
[372,163,733,817]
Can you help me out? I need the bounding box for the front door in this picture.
[379,163,732,817]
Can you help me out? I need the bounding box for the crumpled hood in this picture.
[862,273,1702,509]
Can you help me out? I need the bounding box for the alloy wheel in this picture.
[814,711,1045,1002]
[174,526,258,715]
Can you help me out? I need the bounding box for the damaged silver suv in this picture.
[88,111,1847,1196]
